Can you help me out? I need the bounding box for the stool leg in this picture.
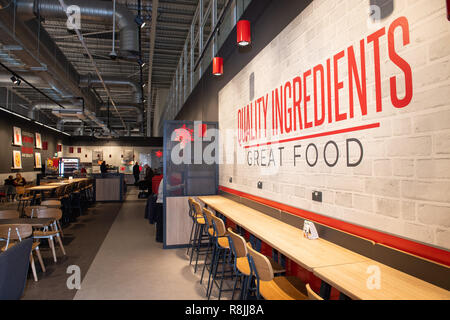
[208,246,221,300]
[206,243,218,298]
[186,220,195,256]
[194,225,204,273]
[200,237,213,284]
[189,223,199,265]
[232,274,240,300]
[217,249,228,300]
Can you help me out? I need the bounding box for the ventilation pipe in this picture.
[57,119,82,131]
[16,0,140,59]
[0,0,99,110]
[99,104,143,123]
[80,75,142,104]
[28,102,81,119]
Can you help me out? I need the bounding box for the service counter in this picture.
[93,173,125,202]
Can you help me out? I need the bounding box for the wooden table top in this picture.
[43,178,88,186]
[198,195,370,271]
[27,185,59,191]
[0,218,54,227]
[313,261,450,300]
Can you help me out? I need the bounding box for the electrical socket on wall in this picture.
[257,181,263,189]
[229,177,232,183]
[312,191,322,203]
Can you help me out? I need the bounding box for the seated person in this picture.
[4,175,16,201]
[14,173,26,187]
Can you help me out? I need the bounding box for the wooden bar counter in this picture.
[198,195,370,271]
[198,195,450,300]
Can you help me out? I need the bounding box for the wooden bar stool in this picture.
[0,224,46,281]
[306,283,323,300]
[207,215,234,300]
[186,197,197,257]
[200,207,217,288]
[227,228,253,300]
[247,242,307,300]
[189,200,209,273]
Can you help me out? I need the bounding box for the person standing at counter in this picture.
[145,164,154,183]
[133,162,141,185]
[100,161,107,174]
[155,178,164,243]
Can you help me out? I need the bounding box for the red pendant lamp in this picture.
[237,20,251,46]
[212,57,223,76]
[447,0,450,21]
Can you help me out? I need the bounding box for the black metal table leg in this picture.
[339,292,351,300]
[319,281,332,299]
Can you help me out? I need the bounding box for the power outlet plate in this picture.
[312,191,322,203]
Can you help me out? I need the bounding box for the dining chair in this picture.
[0,224,46,281]
[32,208,66,262]
[0,210,20,219]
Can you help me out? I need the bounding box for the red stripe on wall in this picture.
[244,122,380,149]
[219,186,450,266]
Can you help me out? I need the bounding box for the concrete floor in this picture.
[74,188,207,300]
[19,187,237,300]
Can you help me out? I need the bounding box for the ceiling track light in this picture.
[135,16,146,29]
[138,59,145,68]
[10,76,21,85]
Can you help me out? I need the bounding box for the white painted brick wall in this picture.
[218,0,450,249]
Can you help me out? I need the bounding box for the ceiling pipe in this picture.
[16,0,140,60]
[146,0,158,137]
[28,102,81,119]
[57,118,82,131]
[0,0,99,110]
[54,0,127,131]
[80,75,142,104]
[99,104,143,123]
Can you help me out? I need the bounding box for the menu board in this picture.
[13,127,22,146]
[35,133,42,149]
[13,150,22,169]
[35,152,42,169]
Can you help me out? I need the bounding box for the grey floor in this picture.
[19,187,237,300]
[74,188,206,300]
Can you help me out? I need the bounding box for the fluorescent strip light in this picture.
[0,106,30,120]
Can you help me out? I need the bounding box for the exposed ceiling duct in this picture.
[28,102,81,119]
[99,104,143,123]
[0,72,42,86]
[16,0,140,60]
[80,75,142,104]
[52,108,86,119]
[0,0,200,136]
[0,0,99,109]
